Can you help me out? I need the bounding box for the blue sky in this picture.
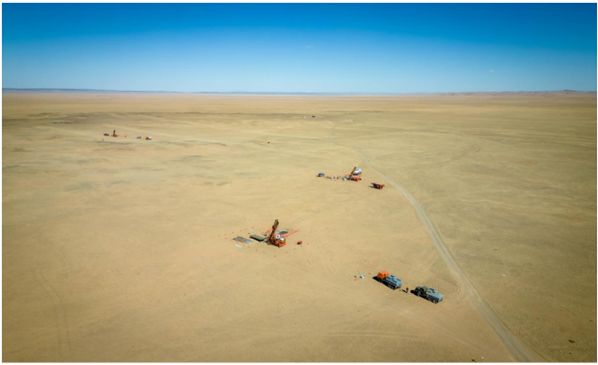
[3,3,597,93]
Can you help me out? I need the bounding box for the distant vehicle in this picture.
[371,182,385,190]
[374,271,402,290]
[412,286,444,303]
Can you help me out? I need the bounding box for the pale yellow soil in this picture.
[3,92,596,361]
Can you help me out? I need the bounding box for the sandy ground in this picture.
[3,92,595,361]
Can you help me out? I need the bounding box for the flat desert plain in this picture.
[3,92,596,361]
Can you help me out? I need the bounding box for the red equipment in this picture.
[267,219,286,247]
[376,271,390,280]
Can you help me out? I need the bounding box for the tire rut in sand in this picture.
[352,149,544,362]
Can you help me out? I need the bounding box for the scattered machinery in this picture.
[316,166,364,182]
[374,271,402,290]
[267,219,286,247]
[412,286,444,303]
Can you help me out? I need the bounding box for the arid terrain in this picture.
[3,92,596,361]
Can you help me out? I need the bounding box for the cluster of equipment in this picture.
[233,166,444,304]
[317,166,384,189]
[235,219,299,248]
[374,271,444,304]
[102,129,152,140]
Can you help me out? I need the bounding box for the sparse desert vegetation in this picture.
[3,92,596,361]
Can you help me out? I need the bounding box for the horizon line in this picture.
[3,87,596,96]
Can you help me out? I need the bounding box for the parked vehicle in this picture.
[412,286,444,303]
[371,182,385,189]
[374,271,402,290]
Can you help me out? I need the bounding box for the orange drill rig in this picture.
[267,219,286,247]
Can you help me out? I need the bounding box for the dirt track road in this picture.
[356,150,545,362]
